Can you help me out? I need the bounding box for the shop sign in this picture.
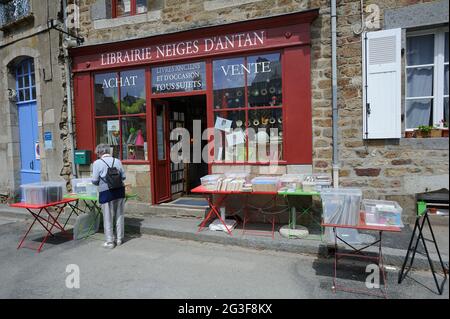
[100,31,265,67]
[72,11,319,73]
[152,62,206,94]
[102,75,139,89]
[44,132,53,150]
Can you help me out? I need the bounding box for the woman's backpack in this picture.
[100,158,124,190]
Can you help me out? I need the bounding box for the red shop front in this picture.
[70,10,318,205]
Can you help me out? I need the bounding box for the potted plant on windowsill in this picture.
[439,119,448,137]
[415,125,432,138]
[430,125,443,138]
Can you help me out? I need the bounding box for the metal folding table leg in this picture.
[18,204,70,252]
[63,200,82,229]
[332,228,388,298]
[398,212,448,295]
[197,194,232,235]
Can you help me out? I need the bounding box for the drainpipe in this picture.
[62,0,77,178]
[331,0,339,187]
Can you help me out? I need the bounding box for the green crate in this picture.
[417,201,427,217]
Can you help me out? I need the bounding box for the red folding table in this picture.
[10,198,78,253]
[322,212,402,298]
[191,186,284,238]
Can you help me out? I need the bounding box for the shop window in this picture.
[94,72,119,116]
[94,69,147,161]
[213,57,245,109]
[405,29,449,129]
[247,53,282,107]
[113,0,148,18]
[121,69,146,114]
[213,53,283,163]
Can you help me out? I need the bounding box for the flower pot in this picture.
[415,130,430,138]
[430,128,442,138]
[405,131,415,138]
[442,129,449,137]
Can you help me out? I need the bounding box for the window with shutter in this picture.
[405,28,449,130]
[362,28,402,139]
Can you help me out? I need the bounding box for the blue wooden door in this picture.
[16,59,40,184]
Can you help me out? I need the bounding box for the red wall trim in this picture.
[284,45,313,164]
[73,72,94,159]
[70,10,318,73]
[72,11,317,171]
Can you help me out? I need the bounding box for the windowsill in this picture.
[113,11,147,19]
[212,161,288,166]
[0,14,34,31]
[93,10,161,30]
[400,137,449,150]
[204,0,263,11]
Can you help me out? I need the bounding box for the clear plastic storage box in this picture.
[44,182,65,203]
[362,199,404,227]
[251,176,280,192]
[21,182,65,205]
[278,174,304,192]
[21,183,47,205]
[71,178,98,197]
[302,174,332,192]
[200,174,223,191]
[320,188,363,226]
[224,172,250,181]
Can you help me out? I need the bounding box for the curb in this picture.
[124,218,448,271]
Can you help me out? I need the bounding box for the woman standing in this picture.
[92,144,127,249]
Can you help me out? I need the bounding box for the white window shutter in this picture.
[362,28,402,139]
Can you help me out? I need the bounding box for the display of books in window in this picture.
[169,110,186,195]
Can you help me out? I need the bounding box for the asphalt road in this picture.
[0,217,448,299]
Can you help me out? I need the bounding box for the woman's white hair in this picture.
[95,144,111,156]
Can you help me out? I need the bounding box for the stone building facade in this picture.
[0,0,74,201]
[1,0,448,222]
[74,0,449,221]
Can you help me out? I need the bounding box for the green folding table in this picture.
[63,193,138,239]
[278,189,323,240]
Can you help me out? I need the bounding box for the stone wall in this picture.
[71,0,449,221]
[0,0,73,198]
[331,0,449,222]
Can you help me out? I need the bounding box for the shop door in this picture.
[152,99,171,203]
[16,59,40,184]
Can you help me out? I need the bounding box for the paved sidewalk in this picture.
[0,218,447,299]
[0,204,448,271]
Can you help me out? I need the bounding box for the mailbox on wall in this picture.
[74,150,91,165]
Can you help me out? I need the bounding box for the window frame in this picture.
[112,0,148,18]
[15,58,36,104]
[405,27,449,130]
[93,67,150,164]
[211,50,284,164]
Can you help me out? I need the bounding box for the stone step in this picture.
[125,201,207,218]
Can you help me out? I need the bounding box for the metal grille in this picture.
[0,0,31,28]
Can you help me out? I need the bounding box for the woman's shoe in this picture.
[103,242,115,249]
[116,239,123,246]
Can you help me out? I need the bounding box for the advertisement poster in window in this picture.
[107,120,120,146]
